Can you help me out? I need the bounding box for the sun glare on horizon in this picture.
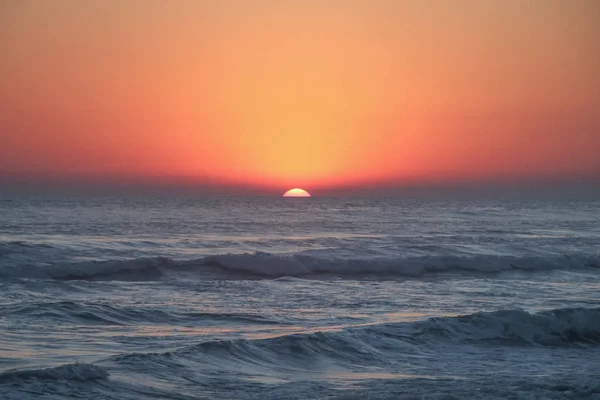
[283,188,311,197]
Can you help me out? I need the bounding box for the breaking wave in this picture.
[1,252,598,281]
[3,308,599,397]
[410,307,600,346]
[107,307,600,371]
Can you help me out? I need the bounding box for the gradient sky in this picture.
[1,0,599,194]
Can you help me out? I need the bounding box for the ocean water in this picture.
[0,196,599,399]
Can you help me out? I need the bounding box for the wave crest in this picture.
[409,307,600,345]
[203,252,600,277]
[0,363,109,383]
[1,252,598,281]
[0,300,282,326]
[108,307,600,372]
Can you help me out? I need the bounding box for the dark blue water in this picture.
[1,197,599,399]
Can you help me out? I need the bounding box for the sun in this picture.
[283,188,311,197]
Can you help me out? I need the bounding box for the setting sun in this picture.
[283,188,311,197]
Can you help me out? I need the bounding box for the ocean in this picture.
[0,196,599,399]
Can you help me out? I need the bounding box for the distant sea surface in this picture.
[1,197,599,399]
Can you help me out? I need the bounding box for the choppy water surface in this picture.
[1,197,599,399]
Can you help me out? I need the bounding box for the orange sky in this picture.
[1,0,599,193]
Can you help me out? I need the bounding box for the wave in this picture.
[202,252,600,277]
[0,240,53,257]
[3,308,598,397]
[0,363,109,383]
[108,307,600,371]
[1,252,598,281]
[410,307,600,345]
[0,257,170,280]
[0,301,282,326]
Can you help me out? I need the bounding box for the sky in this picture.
[1,0,599,196]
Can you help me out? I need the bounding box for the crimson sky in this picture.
[1,1,599,195]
